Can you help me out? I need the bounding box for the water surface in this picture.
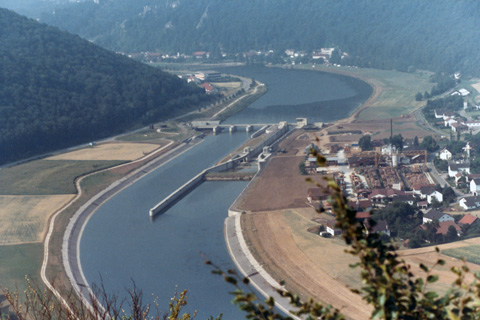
[220,66,372,124]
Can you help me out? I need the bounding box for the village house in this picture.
[455,172,465,185]
[416,185,437,199]
[436,220,462,237]
[458,196,480,210]
[367,189,394,203]
[364,220,391,237]
[427,190,443,204]
[192,51,209,59]
[458,214,478,226]
[307,188,328,202]
[448,161,470,178]
[417,200,429,209]
[393,194,416,205]
[348,155,375,167]
[451,123,469,133]
[470,178,480,195]
[423,209,454,224]
[434,109,455,120]
[451,88,470,97]
[326,221,342,236]
[444,117,458,127]
[199,83,218,94]
[348,199,373,212]
[439,148,453,160]
[412,184,433,196]
[467,174,480,183]
[355,211,371,222]
[464,120,480,129]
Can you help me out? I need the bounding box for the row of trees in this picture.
[359,134,439,153]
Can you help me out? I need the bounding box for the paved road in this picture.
[224,214,302,319]
[426,162,466,197]
[413,109,447,137]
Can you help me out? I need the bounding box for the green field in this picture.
[0,160,125,195]
[442,245,480,265]
[117,125,185,142]
[0,243,43,293]
[297,65,434,120]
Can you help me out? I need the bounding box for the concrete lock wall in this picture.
[149,158,245,217]
[149,170,205,217]
[149,125,289,217]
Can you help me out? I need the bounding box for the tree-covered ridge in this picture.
[0,8,213,164]
[37,0,480,75]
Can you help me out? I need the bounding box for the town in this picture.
[302,89,480,248]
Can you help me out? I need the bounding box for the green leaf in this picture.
[420,263,429,272]
[427,275,439,283]
[224,276,237,285]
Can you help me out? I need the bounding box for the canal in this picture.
[80,66,372,318]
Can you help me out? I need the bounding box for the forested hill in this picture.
[0,8,213,165]
[38,0,480,75]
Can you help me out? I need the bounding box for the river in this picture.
[80,66,372,319]
[220,66,372,124]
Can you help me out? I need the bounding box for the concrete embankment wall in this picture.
[149,171,205,216]
[149,157,246,217]
[248,124,290,158]
[251,125,269,139]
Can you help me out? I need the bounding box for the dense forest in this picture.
[27,0,480,76]
[0,8,214,164]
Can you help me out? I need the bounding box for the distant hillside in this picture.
[0,8,213,164]
[37,0,480,75]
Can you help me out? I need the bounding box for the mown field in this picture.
[47,142,160,161]
[442,245,480,265]
[0,159,125,195]
[0,195,74,245]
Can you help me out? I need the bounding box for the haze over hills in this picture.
[27,0,480,76]
[0,7,214,165]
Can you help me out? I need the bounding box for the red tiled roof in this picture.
[356,212,371,219]
[459,214,477,225]
[436,221,461,235]
[358,199,373,207]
